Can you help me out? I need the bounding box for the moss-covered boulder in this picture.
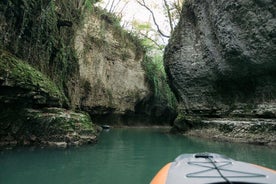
[0,0,84,108]
[0,50,68,107]
[0,107,101,148]
[0,51,100,148]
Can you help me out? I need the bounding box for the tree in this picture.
[97,0,183,47]
[136,0,183,39]
[74,0,101,10]
[99,0,129,18]
[129,19,162,50]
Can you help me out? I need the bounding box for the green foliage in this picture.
[130,20,165,50]
[26,108,96,135]
[0,107,97,143]
[0,0,101,101]
[132,20,151,32]
[84,0,94,11]
[98,7,121,26]
[142,53,177,109]
[92,7,145,57]
[0,50,67,105]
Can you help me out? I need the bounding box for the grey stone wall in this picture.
[165,0,276,118]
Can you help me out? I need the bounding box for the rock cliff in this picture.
[75,10,150,116]
[165,0,276,144]
[0,0,152,147]
[0,51,100,147]
[0,0,173,147]
[165,0,276,117]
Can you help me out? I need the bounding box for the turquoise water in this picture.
[0,128,275,184]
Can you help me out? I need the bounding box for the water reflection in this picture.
[0,128,275,184]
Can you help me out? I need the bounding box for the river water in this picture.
[0,128,275,184]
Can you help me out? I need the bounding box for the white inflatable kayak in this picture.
[150,153,276,184]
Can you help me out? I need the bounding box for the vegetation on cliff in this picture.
[0,51,100,148]
[75,2,177,123]
[0,107,100,148]
[0,0,178,149]
[0,0,98,104]
[142,53,177,110]
[95,1,178,118]
[164,0,276,144]
[0,50,67,107]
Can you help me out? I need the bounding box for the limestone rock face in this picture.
[75,12,150,115]
[165,0,276,117]
[0,2,153,147]
[0,0,151,120]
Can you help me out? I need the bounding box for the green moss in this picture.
[25,108,96,135]
[0,106,100,147]
[142,54,177,109]
[0,0,89,98]
[0,50,67,105]
[93,7,145,57]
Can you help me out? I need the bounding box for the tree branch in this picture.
[136,0,170,38]
[163,0,174,35]
[137,31,164,50]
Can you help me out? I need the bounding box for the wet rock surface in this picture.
[164,0,276,117]
[75,10,150,117]
[165,0,276,143]
[176,118,276,146]
[0,52,100,148]
[0,51,68,108]
[0,107,101,148]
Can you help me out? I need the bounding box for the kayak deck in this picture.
[151,153,276,184]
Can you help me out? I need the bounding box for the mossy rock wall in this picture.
[0,51,100,147]
[0,50,67,108]
[0,0,172,135]
[0,0,85,107]
[0,107,100,148]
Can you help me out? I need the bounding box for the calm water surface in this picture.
[1,128,275,184]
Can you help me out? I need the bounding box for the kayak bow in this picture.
[150,153,276,184]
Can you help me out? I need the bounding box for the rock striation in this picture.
[0,1,170,148]
[165,0,276,117]
[164,0,276,143]
[0,51,100,148]
[75,10,150,116]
